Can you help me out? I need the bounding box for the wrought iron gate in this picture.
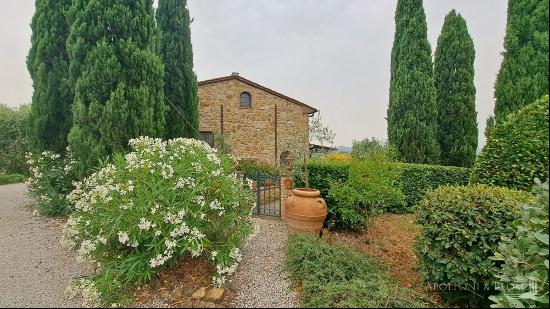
[251,173,281,218]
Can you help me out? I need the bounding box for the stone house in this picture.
[198,73,317,166]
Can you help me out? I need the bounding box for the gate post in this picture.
[280,176,293,222]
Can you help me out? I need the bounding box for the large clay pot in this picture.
[285,188,328,236]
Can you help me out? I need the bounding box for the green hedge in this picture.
[0,174,27,185]
[414,185,533,306]
[236,160,281,177]
[0,104,29,175]
[350,159,406,213]
[302,160,471,214]
[471,95,549,191]
[398,163,471,207]
[295,160,350,207]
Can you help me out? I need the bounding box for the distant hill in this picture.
[336,146,352,153]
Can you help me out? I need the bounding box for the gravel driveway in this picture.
[0,183,90,308]
[233,218,298,308]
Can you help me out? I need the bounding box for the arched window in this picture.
[240,92,252,108]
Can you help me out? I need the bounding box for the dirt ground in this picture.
[132,257,235,308]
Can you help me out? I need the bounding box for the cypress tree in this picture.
[494,0,549,122]
[27,0,72,153]
[434,10,478,167]
[157,0,200,139]
[388,0,440,164]
[67,0,167,175]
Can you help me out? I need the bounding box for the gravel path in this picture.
[233,218,298,308]
[0,183,91,308]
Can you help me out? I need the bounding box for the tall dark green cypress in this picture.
[434,10,478,167]
[157,0,200,139]
[67,0,167,175]
[27,0,72,153]
[388,0,439,164]
[494,0,549,122]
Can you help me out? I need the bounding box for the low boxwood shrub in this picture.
[0,174,27,185]
[490,179,549,308]
[63,137,254,306]
[285,235,427,308]
[415,185,533,306]
[471,95,549,191]
[26,150,76,216]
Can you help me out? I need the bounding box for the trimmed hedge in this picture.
[471,95,549,191]
[302,160,471,214]
[296,160,350,208]
[350,159,406,213]
[414,185,533,306]
[398,163,471,207]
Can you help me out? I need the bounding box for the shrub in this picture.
[296,160,350,207]
[350,158,407,213]
[236,160,281,178]
[490,179,549,308]
[0,174,27,185]
[317,151,352,163]
[304,159,470,230]
[471,95,549,191]
[346,160,470,213]
[351,137,398,161]
[0,103,29,175]
[398,163,471,207]
[327,181,369,231]
[26,150,76,216]
[415,185,533,306]
[285,235,427,308]
[63,137,253,306]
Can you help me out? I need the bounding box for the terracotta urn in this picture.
[285,188,328,236]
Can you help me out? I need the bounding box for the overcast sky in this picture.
[0,0,508,147]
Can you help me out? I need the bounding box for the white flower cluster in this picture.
[66,278,101,308]
[63,137,254,304]
[212,247,243,286]
[26,150,76,213]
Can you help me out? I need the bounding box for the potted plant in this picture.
[282,114,334,236]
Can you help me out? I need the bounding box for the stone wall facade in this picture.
[198,76,315,166]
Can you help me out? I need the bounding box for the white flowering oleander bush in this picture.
[63,137,254,306]
[26,150,77,216]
